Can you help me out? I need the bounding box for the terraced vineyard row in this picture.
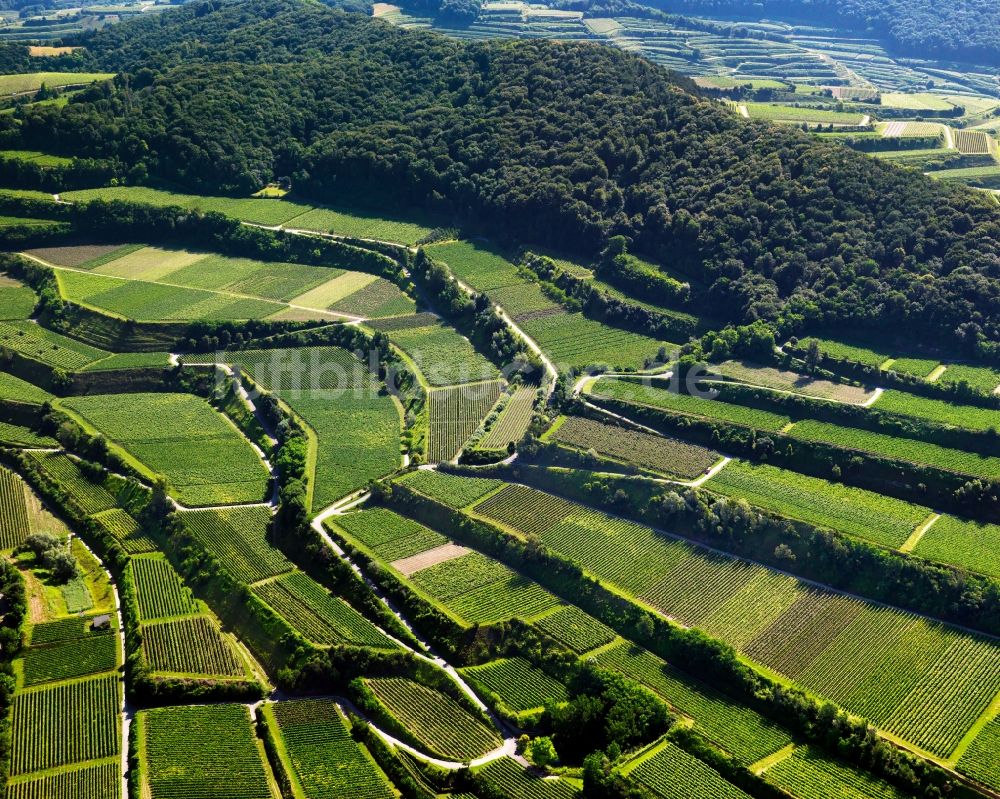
[333,507,448,561]
[141,704,273,799]
[396,470,502,508]
[460,657,567,712]
[268,699,395,799]
[253,571,395,649]
[0,466,29,549]
[182,505,292,584]
[23,629,118,686]
[477,757,578,798]
[466,479,1000,757]
[533,605,617,654]
[5,762,120,799]
[366,677,501,760]
[427,381,504,462]
[632,742,750,799]
[143,616,245,677]
[27,452,117,514]
[11,675,120,775]
[479,385,537,450]
[93,508,157,554]
[549,415,719,478]
[131,555,199,620]
[763,746,912,799]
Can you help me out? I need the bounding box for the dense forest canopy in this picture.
[645,0,1000,65]
[8,0,1000,349]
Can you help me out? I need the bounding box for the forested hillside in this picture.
[637,0,1000,64]
[9,0,1000,351]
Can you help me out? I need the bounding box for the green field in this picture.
[0,71,113,95]
[958,716,1000,790]
[253,571,395,649]
[708,460,930,549]
[591,378,791,431]
[940,363,1000,393]
[762,745,913,799]
[710,360,873,404]
[182,505,291,583]
[460,657,567,712]
[788,419,1000,478]
[479,385,537,450]
[61,186,435,243]
[0,320,107,369]
[60,393,271,506]
[11,674,120,776]
[533,605,616,654]
[0,467,30,550]
[93,508,158,554]
[366,677,501,760]
[427,381,504,462]
[26,452,117,514]
[744,102,866,124]
[467,479,1000,757]
[396,470,502,508]
[140,704,274,799]
[388,319,499,386]
[189,346,401,510]
[130,555,199,620]
[80,351,173,371]
[912,515,1000,580]
[631,741,750,798]
[886,357,940,379]
[800,336,889,367]
[22,621,117,686]
[410,550,561,624]
[477,757,578,798]
[143,616,246,677]
[0,370,53,405]
[332,507,448,561]
[266,699,394,799]
[0,280,36,320]
[873,389,1000,432]
[5,762,120,799]
[549,415,719,478]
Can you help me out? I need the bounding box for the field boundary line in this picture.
[900,512,941,553]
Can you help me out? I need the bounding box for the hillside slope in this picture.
[11,0,1000,348]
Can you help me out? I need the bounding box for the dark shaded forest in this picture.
[5,0,1000,352]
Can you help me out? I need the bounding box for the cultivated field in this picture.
[533,605,617,654]
[388,319,498,385]
[873,389,1000,432]
[140,704,275,799]
[0,319,107,369]
[0,71,113,94]
[60,393,271,506]
[479,385,537,450]
[708,460,931,549]
[912,515,1000,580]
[143,617,246,677]
[460,657,567,711]
[333,507,449,560]
[630,741,751,798]
[182,506,292,583]
[265,700,395,799]
[762,745,912,799]
[366,677,501,760]
[548,415,719,478]
[396,470,502,508]
[427,380,504,462]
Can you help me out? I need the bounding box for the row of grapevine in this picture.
[267,699,395,799]
[182,505,292,584]
[532,605,617,654]
[11,675,120,775]
[23,630,118,686]
[141,704,273,799]
[143,616,245,678]
[27,452,116,515]
[92,508,157,554]
[130,555,199,620]
[366,677,501,760]
[0,467,29,550]
[632,742,751,799]
[477,757,578,799]
[331,507,448,562]
[5,761,120,799]
[427,381,504,462]
[479,385,537,450]
[460,657,567,712]
[397,470,502,508]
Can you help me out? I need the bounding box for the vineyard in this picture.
[708,460,930,548]
[141,704,274,799]
[872,390,1000,432]
[912,515,1000,579]
[22,626,118,685]
[0,467,29,549]
[410,549,561,624]
[182,506,292,584]
[397,470,502,508]
[266,699,395,799]
[476,757,578,798]
[479,385,537,450]
[252,572,395,649]
[27,453,117,514]
[0,320,106,369]
[549,415,719,478]
[631,742,751,799]
[130,555,199,620]
[533,605,617,654]
[5,762,120,799]
[468,478,1000,757]
[11,675,120,775]
[787,419,1000,477]
[388,320,499,386]
[332,507,448,561]
[953,129,992,154]
[143,617,245,677]
[594,641,792,765]
[885,356,940,378]
[959,718,1000,790]
[0,280,36,321]
[0,419,55,448]
[939,363,1000,393]
[366,677,502,760]
[427,381,505,462]
[762,746,911,799]
[92,508,157,554]
[459,657,567,711]
[59,393,271,506]
[591,378,791,431]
